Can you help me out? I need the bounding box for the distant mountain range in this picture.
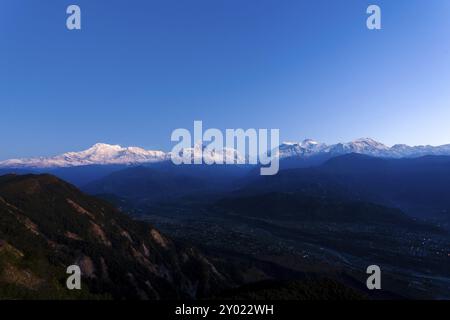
[2,139,450,169]
[279,138,450,159]
[80,152,450,222]
[242,153,450,220]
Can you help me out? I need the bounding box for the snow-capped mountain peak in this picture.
[278,139,327,158]
[168,141,245,164]
[325,138,390,157]
[92,142,121,149]
[301,139,319,146]
[350,137,379,145]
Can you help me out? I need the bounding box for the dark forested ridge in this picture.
[0,174,227,299]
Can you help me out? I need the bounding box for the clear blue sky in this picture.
[1,0,450,160]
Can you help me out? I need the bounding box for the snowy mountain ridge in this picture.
[1,139,450,168]
[278,138,450,159]
[0,143,168,168]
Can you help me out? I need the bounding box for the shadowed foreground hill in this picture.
[0,174,227,299]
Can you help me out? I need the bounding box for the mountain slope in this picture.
[0,174,227,299]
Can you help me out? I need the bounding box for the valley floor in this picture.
[135,205,450,300]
